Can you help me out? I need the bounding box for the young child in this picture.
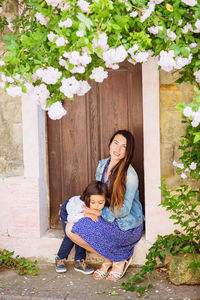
[55,181,110,273]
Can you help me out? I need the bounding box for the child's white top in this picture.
[66,196,85,222]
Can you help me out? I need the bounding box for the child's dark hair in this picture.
[80,181,110,208]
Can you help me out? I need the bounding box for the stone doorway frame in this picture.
[21,58,162,263]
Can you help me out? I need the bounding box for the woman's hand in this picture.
[84,213,98,222]
[82,205,102,216]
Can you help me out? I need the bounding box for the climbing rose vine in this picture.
[0,0,200,119]
[172,86,200,180]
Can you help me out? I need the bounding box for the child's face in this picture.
[90,195,106,210]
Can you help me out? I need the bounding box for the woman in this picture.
[66,130,144,281]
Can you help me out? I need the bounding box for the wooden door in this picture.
[47,62,144,229]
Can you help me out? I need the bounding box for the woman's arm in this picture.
[84,213,98,222]
[82,206,102,216]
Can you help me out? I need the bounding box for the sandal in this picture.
[106,257,132,281]
[93,262,112,280]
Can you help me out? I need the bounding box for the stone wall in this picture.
[160,70,199,189]
[0,0,23,177]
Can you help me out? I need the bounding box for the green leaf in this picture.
[170,44,180,55]
[87,43,94,54]
[137,285,146,294]
[188,262,200,269]
[77,13,93,30]
[22,85,27,93]
[128,286,136,292]
[96,291,106,294]
[193,132,200,143]
[180,47,189,58]
[109,291,120,296]
[182,245,191,252]
[175,102,186,111]
[109,22,121,31]
[3,54,20,65]
[6,40,18,51]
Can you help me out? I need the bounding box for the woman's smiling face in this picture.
[109,134,127,163]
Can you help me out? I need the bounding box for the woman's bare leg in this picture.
[66,222,112,277]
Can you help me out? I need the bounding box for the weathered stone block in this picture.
[160,84,182,107]
[159,70,181,84]
[180,82,194,104]
[169,253,200,285]
[1,98,22,122]
[160,109,184,143]
[0,99,23,177]
[2,0,18,15]
[160,143,175,178]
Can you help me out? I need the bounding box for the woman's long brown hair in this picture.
[109,130,135,213]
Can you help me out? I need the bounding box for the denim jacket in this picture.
[96,158,144,231]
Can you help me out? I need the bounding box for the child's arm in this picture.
[82,206,102,216]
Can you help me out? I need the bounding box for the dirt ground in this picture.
[0,263,200,300]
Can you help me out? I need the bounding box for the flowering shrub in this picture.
[122,179,200,294]
[0,0,200,119]
[173,86,200,180]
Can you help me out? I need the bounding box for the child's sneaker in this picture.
[55,256,67,273]
[74,259,94,275]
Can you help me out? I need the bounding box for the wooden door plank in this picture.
[128,63,144,208]
[47,119,62,228]
[62,97,89,198]
[86,81,100,182]
[99,68,129,158]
